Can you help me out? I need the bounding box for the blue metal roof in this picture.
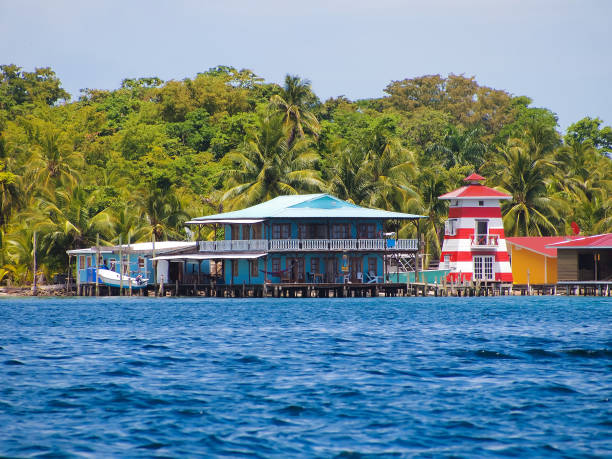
[187,194,425,223]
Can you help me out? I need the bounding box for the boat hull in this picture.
[95,269,148,289]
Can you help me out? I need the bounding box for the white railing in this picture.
[359,239,386,250]
[470,234,499,248]
[330,239,357,250]
[269,239,300,251]
[199,241,216,251]
[302,239,329,250]
[250,239,268,251]
[395,239,419,250]
[199,238,419,252]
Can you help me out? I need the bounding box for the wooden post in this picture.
[95,233,100,297]
[127,232,132,297]
[68,255,72,294]
[119,234,123,296]
[32,231,38,296]
[152,233,157,296]
[527,269,530,296]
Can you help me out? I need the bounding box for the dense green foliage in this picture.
[1,65,611,284]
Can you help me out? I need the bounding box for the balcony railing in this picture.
[198,238,418,253]
[470,234,499,248]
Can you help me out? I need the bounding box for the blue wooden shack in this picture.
[67,241,203,290]
[180,194,425,286]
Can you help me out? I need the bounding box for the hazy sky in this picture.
[1,0,610,130]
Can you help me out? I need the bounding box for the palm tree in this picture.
[400,168,452,267]
[553,138,612,234]
[269,75,321,148]
[107,206,151,244]
[221,114,324,209]
[358,116,418,211]
[137,182,190,241]
[2,223,39,285]
[489,140,563,236]
[26,185,114,277]
[327,143,372,204]
[30,126,83,190]
[0,136,20,228]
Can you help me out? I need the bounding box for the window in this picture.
[230,224,241,240]
[311,258,320,274]
[473,256,494,280]
[368,257,377,275]
[138,257,145,270]
[478,200,484,207]
[272,258,281,274]
[252,223,263,239]
[272,224,291,239]
[445,219,457,236]
[109,258,116,271]
[231,259,238,277]
[298,224,326,238]
[86,256,92,268]
[358,223,376,239]
[79,256,85,269]
[250,259,259,277]
[332,223,350,239]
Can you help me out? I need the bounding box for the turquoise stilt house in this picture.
[185,194,425,286]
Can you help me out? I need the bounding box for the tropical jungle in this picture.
[1,64,611,285]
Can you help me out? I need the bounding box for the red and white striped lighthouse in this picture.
[439,173,513,283]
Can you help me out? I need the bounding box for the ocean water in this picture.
[0,297,610,458]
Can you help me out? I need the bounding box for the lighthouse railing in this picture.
[470,234,499,247]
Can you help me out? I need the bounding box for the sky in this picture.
[1,0,611,131]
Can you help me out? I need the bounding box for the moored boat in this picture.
[95,269,148,289]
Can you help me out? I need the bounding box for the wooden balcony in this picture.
[198,238,418,253]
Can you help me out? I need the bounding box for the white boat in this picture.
[96,269,148,289]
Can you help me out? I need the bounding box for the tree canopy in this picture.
[1,64,610,284]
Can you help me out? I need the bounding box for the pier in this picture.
[73,280,519,298]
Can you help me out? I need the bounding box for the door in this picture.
[350,257,363,283]
[168,261,181,283]
[476,221,488,244]
[326,257,338,283]
[473,256,494,280]
[287,257,305,283]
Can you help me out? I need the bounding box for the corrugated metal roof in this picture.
[66,241,195,256]
[507,236,579,257]
[188,194,425,223]
[547,233,612,249]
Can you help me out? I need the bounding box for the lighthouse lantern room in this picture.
[439,173,513,283]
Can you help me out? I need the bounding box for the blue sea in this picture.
[0,296,610,458]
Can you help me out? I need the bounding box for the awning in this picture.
[185,219,265,225]
[152,253,267,261]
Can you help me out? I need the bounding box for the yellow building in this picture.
[506,237,576,285]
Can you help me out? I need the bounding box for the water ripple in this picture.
[0,296,609,457]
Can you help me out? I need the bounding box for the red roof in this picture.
[464,173,486,182]
[547,233,612,249]
[507,236,579,257]
[439,185,512,200]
